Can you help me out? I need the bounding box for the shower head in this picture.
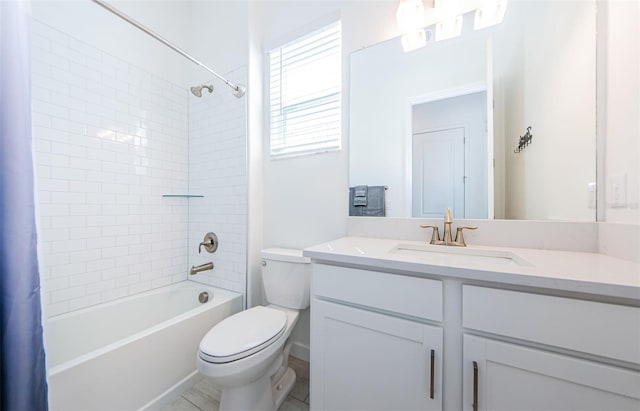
[190,84,214,97]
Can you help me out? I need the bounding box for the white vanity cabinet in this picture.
[306,236,640,410]
[462,285,640,411]
[310,264,444,411]
[462,334,640,411]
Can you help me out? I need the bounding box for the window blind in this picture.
[269,21,342,158]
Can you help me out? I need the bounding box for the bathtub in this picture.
[46,282,242,411]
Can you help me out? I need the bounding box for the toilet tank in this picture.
[261,248,311,310]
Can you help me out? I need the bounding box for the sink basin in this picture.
[390,243,532,267]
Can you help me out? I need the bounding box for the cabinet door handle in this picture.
[473,361,478,411]
[429,349,435,399]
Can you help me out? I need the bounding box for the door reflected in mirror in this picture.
[349,0,597,221]
[412,90,488,219]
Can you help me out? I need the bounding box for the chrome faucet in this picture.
[420,208,477,247]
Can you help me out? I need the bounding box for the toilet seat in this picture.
[199,306,287,364]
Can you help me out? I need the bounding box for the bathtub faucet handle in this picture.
[198,232,218,254]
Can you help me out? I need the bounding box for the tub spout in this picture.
[190,262,213,275]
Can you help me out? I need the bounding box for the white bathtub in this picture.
[46,282,242,411]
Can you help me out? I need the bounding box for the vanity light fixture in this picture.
[436,15,464,41]
[434,0,464,41]
[401,28,429,52]
[474,0,507,30]
[396,0,427,52]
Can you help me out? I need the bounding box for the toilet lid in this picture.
[199,306,287,363]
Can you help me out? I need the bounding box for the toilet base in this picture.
[219,372,274,411]
[272,367,296,410]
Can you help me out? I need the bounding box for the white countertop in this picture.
[304,236,640,301]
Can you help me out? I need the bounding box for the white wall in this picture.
[32,19,190,316]
[185,1,249,84]
[32,0,191,87]
[251,0,399,360]
[256,0,398,250]
[604,0,640,225]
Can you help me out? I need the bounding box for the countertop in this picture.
[303,236,640,301]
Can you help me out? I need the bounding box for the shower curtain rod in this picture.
[90,0,246,98]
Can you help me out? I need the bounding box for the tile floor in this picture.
[162,357,310,411]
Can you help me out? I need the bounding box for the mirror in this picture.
[349,0,597,221]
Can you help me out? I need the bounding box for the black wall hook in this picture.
[514,126,533,153]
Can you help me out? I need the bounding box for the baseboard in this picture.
[290,341,310,362]
[139,370,202,411]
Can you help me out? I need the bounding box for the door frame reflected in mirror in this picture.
[404,82,491,219]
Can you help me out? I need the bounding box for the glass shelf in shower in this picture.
[161,194,205,198]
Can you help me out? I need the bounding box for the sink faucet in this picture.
[420,208,477,247]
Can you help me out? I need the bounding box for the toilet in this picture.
[197,248,311,411]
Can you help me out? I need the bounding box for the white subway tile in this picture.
[51,66,87,89]
[39,204,70,217]
[51,92,86,112]
[45,277,69,292]
[69,157,101,171]
[92,258,116,271]
[115,275,140,288]
[69,272,101,287]
[51,167,86,181]
[86,170,115,183]
[51,192,86,204]
[68,204,101,216]
[51,286,85,303]
[86,56,115,76]
[35,153,69,168]
[68,227,102,240]
[33,112,52,128]
[51,117,85,135]
[69,181,101,194]
[33,126,70,143]
[68,249,102,264]
[32,100,69,119]
[42,252,70,266]
[46,301,70,317]
[86,279,115,295]
[50,216,86,230]
[69,61,101,83]
[50,42,86,66]
[86,216,116,227]
[102,246,129,258]
[69,110,102,128]
[101,225,129,237]
[86,193,117,204]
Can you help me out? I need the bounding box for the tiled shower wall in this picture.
[187,67,247,297]
[31,21,190,317]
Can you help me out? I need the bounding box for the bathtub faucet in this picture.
[190,262,214,275]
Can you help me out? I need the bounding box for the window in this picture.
[269,21,342,158]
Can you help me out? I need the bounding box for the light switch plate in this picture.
[609,174,627,208]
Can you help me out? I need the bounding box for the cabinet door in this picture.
[463,334,640,411]
[310,299,443,411]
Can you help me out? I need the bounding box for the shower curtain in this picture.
[0,0,49,409]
